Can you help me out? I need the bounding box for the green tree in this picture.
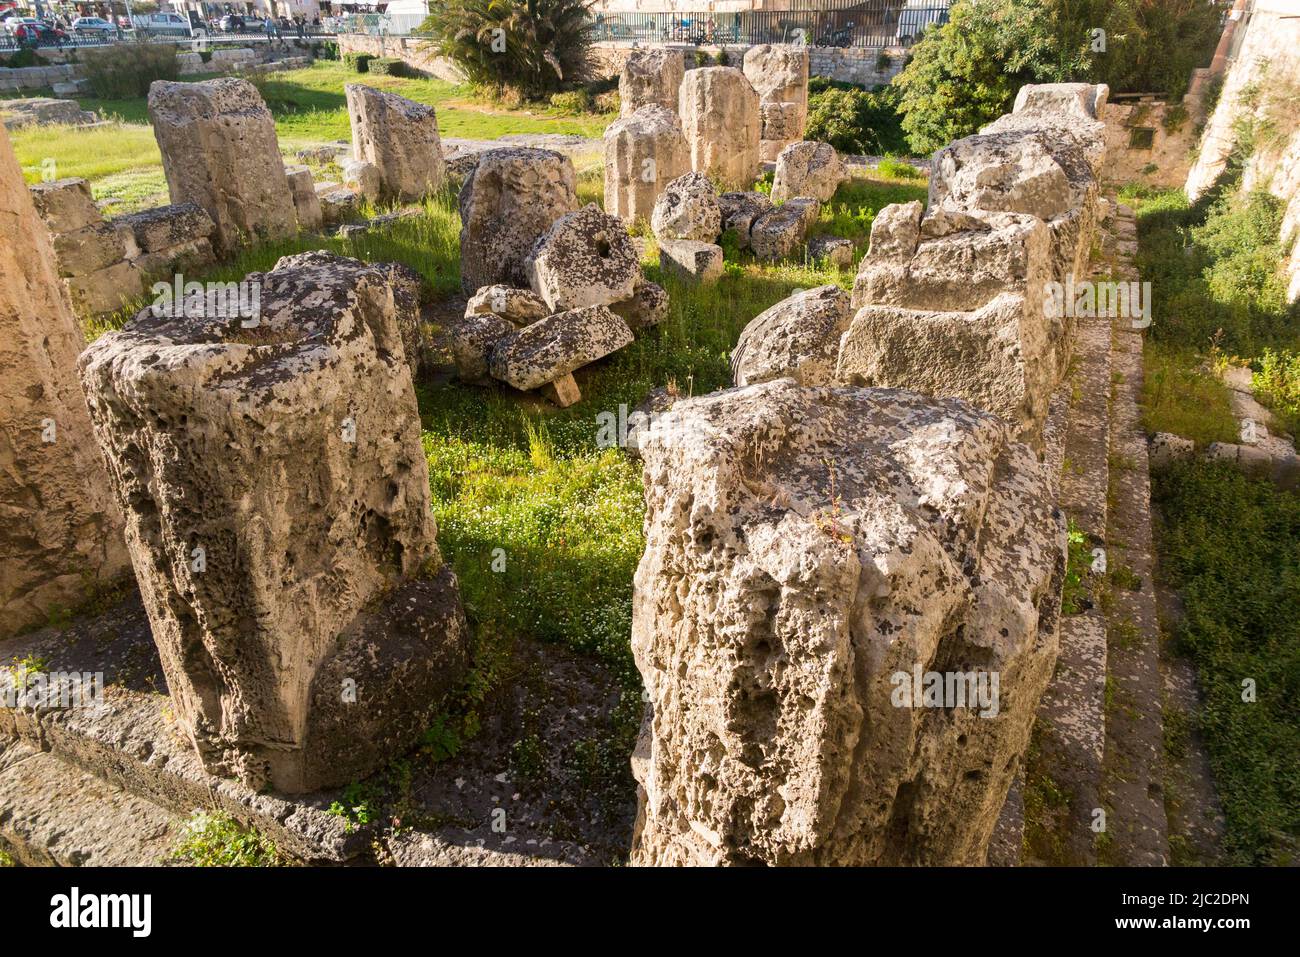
[416,0,594,100]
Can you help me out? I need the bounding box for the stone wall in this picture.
[1185,0,1300,303]
[1100,95,1199,189]
[589,41,906,87]
[336,34,466,83]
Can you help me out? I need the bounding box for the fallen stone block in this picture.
[488,305,633,391]
[750,196,819,261]
[52,220,135,276]
[807,234,855,268]
[679,67,761,189]
[717,190,773,248]
[452,312,518,384]
[612,279,670,330]
[604,104,690,224]
[731,284,852,387]
[466,284,550,327]
[116,202,214,254]
[541,372,582,408]
[651,171,722,242]
[772,141,844,203]
[346,84,445,202]
[65,259,142,316]
[526,202,642,311]
[620,48,685,117]
[285,165,323,232]
[28,177,102,234]
[658,239,724,284]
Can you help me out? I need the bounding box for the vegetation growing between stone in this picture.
[171,811,282,867]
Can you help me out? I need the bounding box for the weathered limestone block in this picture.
[731,285,852,387]
[750,197,819,261]
[132,238,216,282]
[346,84,445,202]
[651,171,721,242]
[315,183,359,225]
[612,279,670,330]
[453,312,517,384]
[743,44,809,116]
[284,165,323,232]
[679,67,761,189]
[717,191,773,248]
[620,49,685,117]
[147,78,297,253]
[488,305,633,391]
[28,177,101,233]
[65,260,142,316]
[629,378,1064,866]
[867,199,923,258]
[808,234,854,268]
[459,147,578,293]
[0,132,129,638]
[760,101,804,158]
[52,221,136,276]
[116,202,214,254]
[0,96,96,130]
[79,253,468,792]
[340,157,382,200]
[658,239,724,284]
[526,203,642,312]
[772,141,844,203]
[465,284,549,327]
[984,82,1110,176]
[604,105,690,224]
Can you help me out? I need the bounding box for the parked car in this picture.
[218,14,245,33]
[134,12,202,38]
[13,20,67,45]
[4,15,38,34]
[70,16,117,38]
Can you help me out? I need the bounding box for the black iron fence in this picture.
[0,26,336,54]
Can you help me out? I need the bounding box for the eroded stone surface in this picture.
[346,84,445,202]
[620,49,685,117]
[658,239,723,284]
[79,254,467,792]
[630,379,1064,866]
[466,284,550,327]
[604,105,690,224]
[488,305,633,391]
[452,312,518,384]
[731,285,852,387]
[679,67,761,189]
[717,191,773,248]
[651,171,722,242]
[750,197,819,261]
[772,141,843,203]
[0,132,129,638]
[459,147,578,293]
[147,78,297,253]
[612,278,670,330]
[526,203,642,311]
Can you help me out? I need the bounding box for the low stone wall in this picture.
[336,34,465,83]
[590,40,906,86]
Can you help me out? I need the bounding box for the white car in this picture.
[134,12,201,37]
[70,16,118,37]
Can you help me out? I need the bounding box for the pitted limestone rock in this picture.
[808,234,855,268]
[458,147,578,293]
[526,203,642,312]
[604,105,690,223]
[285,165,323,233]
[28,178,101,234]
[0,132,129,638]
[453,312,518,384]
[346,84,445,202]
[629,378,1064,866]
[612,278,670,330]
[679,67,761,189]
[651,171,722,243]
[750,196,819,261]
[731,285,852,387]
[488,305,634,391]
[759,101,805,161]
[772,141,844,203]
[658,239,724,284]
[147,78,297,253]
[79,253,468,792]
[117,203,214,253]
[717,191,773,248]
[742,44,809,115]
[466,284,550,327]
[620,48,685,117]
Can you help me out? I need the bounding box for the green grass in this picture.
[1153,461,1300,865]
[9,60,611,210]
[1140,342,1237,447]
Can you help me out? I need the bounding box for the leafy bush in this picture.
[877,157,922,180]
[415,0,593,100]
[81,43,179,100]
[1254,349,1300,437]
[548,89,591,115]
[805,85,909,156]
[367,57,408,77]
[0,47,41,69]
[594,89,619,114]
[316,40,340,61]
[343,51,375,73]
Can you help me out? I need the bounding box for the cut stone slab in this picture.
[79,253,468,794]
[526,202,642,311]
[658,239,724,284]
[459,147,578,293]
[0,741,181,867]
[346,83,445,202]
[488,304,633,391]
[285,165,323,232]
[340,156,382,199]
[147,78,297,253]
[541,373,581,408]
[651,171,721,242]
[731,284,852,387]
[116,202,214,253]
[51,220,135,277]
[28,177,101,234]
